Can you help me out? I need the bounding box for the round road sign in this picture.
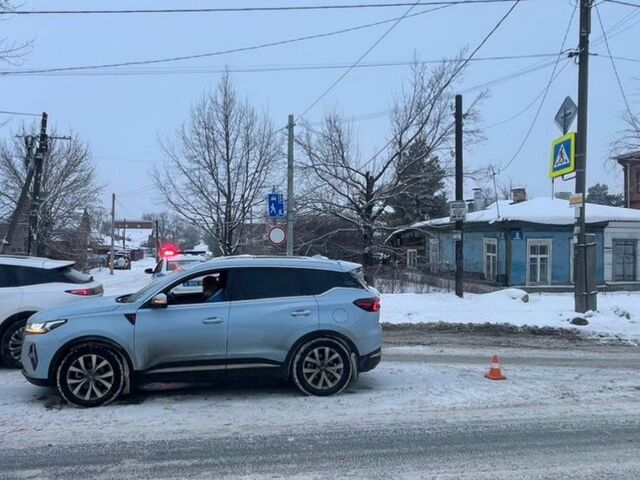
[268,225,287,246]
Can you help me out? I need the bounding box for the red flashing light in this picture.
[354,298,381,312]
[161,244,179,258]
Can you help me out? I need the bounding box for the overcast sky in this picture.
[1,0,639,219]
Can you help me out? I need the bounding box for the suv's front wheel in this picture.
[56,345,125,408]
[292,337,353,396]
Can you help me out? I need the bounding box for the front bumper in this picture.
[22,371,52,387]
[359,347,381,372]
[20,332,59,385]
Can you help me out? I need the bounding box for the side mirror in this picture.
[144,268,153,274]
[150,293,168,308]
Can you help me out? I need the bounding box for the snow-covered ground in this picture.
[92,258,640,342]
[381,289,640,341]
[1,349,639,449]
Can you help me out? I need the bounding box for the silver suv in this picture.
[21,256,382,407]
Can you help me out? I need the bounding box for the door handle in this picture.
[291,310,311,317]
[202,317,224,325]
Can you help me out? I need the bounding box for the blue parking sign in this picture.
[268,193,285,218]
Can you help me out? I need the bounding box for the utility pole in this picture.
[286,114,295,256]
[0,136,36,254]
[155,219,160,262]
[454,95,464,298]
[574,0,597,313]
[110,194,115,275]
[27,113,48,256]
[123,218,127,253]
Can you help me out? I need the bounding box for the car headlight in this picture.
[25,319,67,335]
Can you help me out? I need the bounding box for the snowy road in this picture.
[1,347,639,478]
[2,415,639,479]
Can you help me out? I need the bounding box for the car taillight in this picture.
[66,285,103,296]
[354,298,380,312]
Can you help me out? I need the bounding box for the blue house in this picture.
[390,196,640,290]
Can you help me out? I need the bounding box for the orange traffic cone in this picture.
[484,355,506,380]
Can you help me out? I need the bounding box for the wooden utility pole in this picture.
[574,0,597,313]
[110,194,115,275]
[454,95,464,298]
[286,114,295,256]
[27,113,48,256]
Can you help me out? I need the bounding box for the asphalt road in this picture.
[2,415,639,479]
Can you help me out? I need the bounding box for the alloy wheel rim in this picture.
[302,346,344,390]
[8,327,24,362]
[66,354,115,401]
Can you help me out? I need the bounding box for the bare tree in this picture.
[297,60,484,280]
[155,73,282,256]
[0,130,102,255]
[1,2,31,65]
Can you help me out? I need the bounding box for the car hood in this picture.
[29,296,123,323]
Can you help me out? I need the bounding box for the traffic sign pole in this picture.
[286,114,295,256]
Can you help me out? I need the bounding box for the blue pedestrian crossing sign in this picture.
[549,132,576,179]
[268,193,285,218]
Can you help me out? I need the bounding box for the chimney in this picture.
[511,187,527,203]
[473,188,485,212]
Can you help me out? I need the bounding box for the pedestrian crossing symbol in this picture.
[549,132,576,179]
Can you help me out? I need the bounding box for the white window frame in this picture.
[406,249,418,268]
[483,238,498,281]
[526,239,553,286]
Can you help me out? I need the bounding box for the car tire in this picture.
[292,337,353,396]
[56,344,126,408]
[1,318,27,368]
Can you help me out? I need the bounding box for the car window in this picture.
[303,269,366,295]
[0,265,18,288]
[165,270,227,306]
[2,265,68,287]
[228,268,306,301]
[56,266,93,284]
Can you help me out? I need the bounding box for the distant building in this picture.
[389,191,640,291]
[616,151,640,210]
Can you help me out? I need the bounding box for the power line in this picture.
[296,1,445,121]
[0,110,41,116]
[603,0,640,7]
[0,53,563,77]
[3,0,541,15]
[594,2,639,133]
[0,6,469,76]
[497,2,577,172]
[360,0,522,171]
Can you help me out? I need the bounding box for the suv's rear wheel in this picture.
[292,338,353,396]
[1,319,26,368]
[56,345,125,408]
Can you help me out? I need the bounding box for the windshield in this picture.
[124,278,163,303]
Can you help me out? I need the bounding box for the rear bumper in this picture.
[358,347,381,373]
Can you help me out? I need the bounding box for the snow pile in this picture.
[381,290,640,341]
[91,256,156,296]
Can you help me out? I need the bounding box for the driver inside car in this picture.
[202,275,225,303]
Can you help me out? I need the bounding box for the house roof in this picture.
[409,197,640,230]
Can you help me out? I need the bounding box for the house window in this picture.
[613,239,637,282]
[428,239,439,273]
[636,169,640,193]
[407,249,418,268]
[483,238,498,281]
[527,239,552,285]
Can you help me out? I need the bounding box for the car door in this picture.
[226,267,319,366]
[134,269,230,374]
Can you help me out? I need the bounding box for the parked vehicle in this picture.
[0,255,104,368]
[145,250,207,294]
[22,256,382,407]
[107,253,131,270]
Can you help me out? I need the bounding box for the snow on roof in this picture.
[412,197,640,229]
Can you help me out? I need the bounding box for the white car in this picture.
[145,250,207,294]
[0,255,104,367]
